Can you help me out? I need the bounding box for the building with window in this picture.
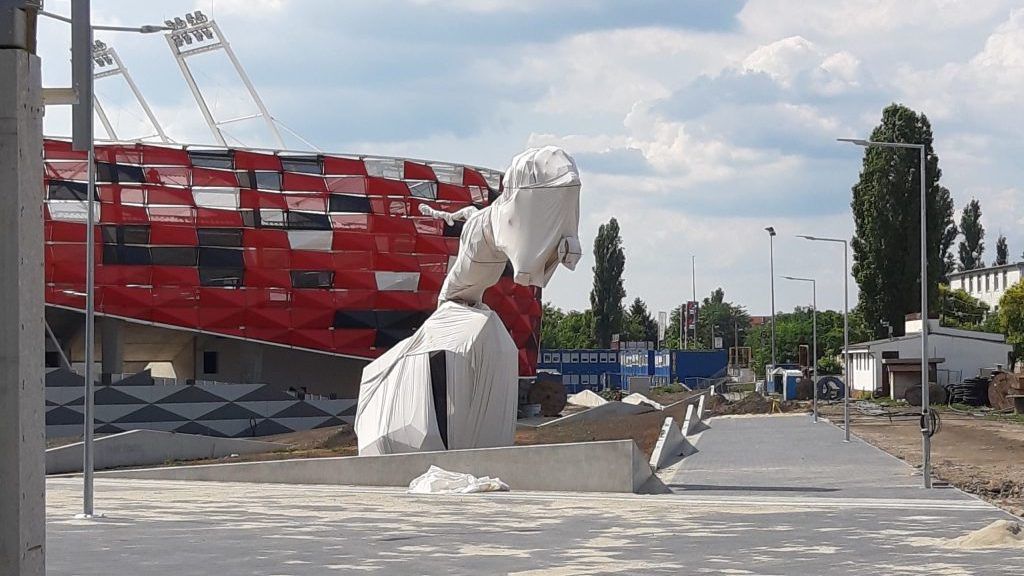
[845,315,1011,395]
[537,349,621,393]
[948,262,1024,309]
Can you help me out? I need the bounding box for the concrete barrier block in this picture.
[681,403,696,436]
[649,416,695,470]
[46,429,288,474]
[98,439,656,493]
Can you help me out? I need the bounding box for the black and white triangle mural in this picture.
[43,369,356,440]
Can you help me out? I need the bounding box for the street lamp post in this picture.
[782,276,817,422]
[51,3,173,518]
[797,235,850,440]
[765,227,777,370]
[838,137,931,489]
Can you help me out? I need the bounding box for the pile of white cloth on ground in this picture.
[408,465,510,494]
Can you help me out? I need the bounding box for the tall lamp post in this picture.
[45,3,172,518]
[764,227,777,369]
[838,137,931,489]
[797,235,850,440]
[782,276,817,422]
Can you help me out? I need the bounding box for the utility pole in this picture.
[0,2,45,574]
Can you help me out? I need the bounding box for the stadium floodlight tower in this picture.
[164,10,287,149]
[91,39,171,142]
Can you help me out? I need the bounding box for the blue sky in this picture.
[38,1,1024,320]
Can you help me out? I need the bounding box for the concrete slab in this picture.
[46,476,1024,576]
[536,400,653,427]
[46,429,288,474]
[96,439,655,493]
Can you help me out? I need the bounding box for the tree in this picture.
[590,218,626,347]
[996,234,1009,266]
[938,284,992,331]
[850,103,956,339]
[540,302,597,349]
[693,288,751,350]
[957,198,985,271]
[623,297,658,343]
[998,281,1024,368]
[744,306,872,377]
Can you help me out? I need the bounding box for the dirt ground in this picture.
[819,403,1024,516]
[515,397,697,457]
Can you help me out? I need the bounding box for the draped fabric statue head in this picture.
[419,146,582,306]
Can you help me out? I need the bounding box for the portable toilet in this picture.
[767,367,803,400]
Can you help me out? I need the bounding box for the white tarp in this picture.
[408,465,510,494]
[567,389,608,408]
[355,302,519,455]
[622,392,665,411]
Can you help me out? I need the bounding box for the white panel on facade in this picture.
[363,157,404,179]
[375,271,420,292]
[192,187,240,210]
[259,209,286,227]
[47,199,99,222]
[287,230,333,252]
[429,163,463,185]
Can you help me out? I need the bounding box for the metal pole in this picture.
[769,235,776,367]
[71,0,97,517]
[920,145,931,489]
[165,32,226,146]
[843,240,850,442]
[812,279,818,423]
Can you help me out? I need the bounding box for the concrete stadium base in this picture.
[97,439,659,493]
[46,430,288,474]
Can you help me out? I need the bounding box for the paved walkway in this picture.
[46,415,1024,575]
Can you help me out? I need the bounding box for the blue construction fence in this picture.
[537,348,728,393]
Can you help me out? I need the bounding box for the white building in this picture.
[948,262,1024,309]
[845,316,1011,394]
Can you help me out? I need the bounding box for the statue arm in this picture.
[418,204,479,226]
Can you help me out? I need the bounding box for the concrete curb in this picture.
[46,429,288,474]
[96,439,657,493]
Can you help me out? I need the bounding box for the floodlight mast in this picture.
[164,11,286,149]
[91,40,171,142]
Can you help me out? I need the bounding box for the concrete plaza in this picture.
[47,414,1024,575]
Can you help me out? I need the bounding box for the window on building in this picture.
[570,352,579,363]
[1004,271,1009,289]
[986,274,990,292]
[960,277,965,290]
[969,276,974,292]
[561,352,570,363]
[995,273,1000,291]
[203,351,218,374]
[581,353,590,363]
[589,352,599,363]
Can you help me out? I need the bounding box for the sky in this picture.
[36,0,1024,320]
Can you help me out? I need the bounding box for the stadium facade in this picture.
[42,138,542,398]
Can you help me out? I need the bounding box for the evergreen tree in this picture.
[957,198,985,271]
[996,234,1009,266]
[623,297,658,343]
[590,218,626,347]
[850,104,956,338]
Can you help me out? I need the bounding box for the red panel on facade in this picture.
[42,139,540,376]
[403,161,436,181]
[323,156,368,176]
[235,150,282,171]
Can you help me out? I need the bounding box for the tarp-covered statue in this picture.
[355,146,582,455]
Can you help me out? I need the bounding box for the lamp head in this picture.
[765,226,776,236]
[837,137,870,146]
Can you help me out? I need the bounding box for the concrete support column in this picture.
[100,317,124,377]
[0,42,46,576]
[239,342,264,384]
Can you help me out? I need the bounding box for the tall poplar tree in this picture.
[957,198,985,271]
[996,234,1008,266]
[590,218,626,347]
[850,104,956,338]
